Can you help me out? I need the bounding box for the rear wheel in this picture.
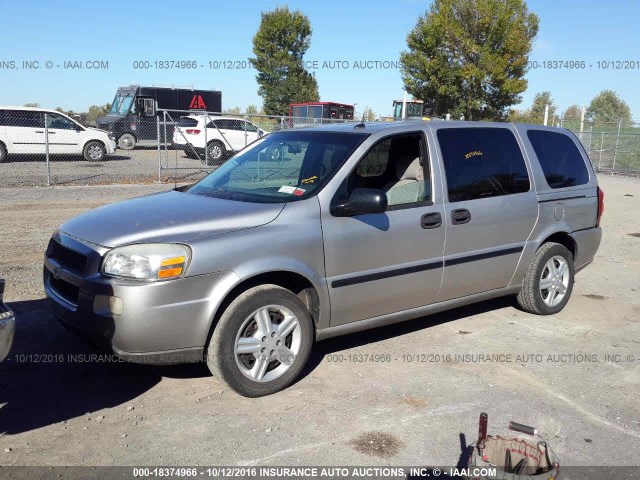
[206,140,226,166]
[83,141,106,161]
[117,133,136,150]
[206,285,314,397]
[0,143,7,163]
[517,242,574,315]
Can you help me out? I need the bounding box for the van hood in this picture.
[60,190,285,248]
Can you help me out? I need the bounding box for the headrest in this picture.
[396,156,423,181]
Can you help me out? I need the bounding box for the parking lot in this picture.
[0,147,213,187]
[0,174,639,468]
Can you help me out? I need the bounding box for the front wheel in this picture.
[205,141,226,166]
[517,242,574,315]
[207,285,314,397]
[117,133,136,150]
[83,141,106,161]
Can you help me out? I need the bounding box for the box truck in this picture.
[96,85,221,149]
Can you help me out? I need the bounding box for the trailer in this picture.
[289,102,354,121]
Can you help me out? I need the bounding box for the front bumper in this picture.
[43,232,238,364]
[107,139,117,153]
[0,282,15,362]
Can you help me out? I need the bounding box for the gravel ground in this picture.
[0,174,639,470]
[0,148,212,187]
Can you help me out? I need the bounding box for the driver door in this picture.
[320,132,445,326]
[45,113,82,155]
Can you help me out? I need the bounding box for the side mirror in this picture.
[258,129,264,137]
[330,188,387,217]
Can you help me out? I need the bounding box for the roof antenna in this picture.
[354,112,366,129]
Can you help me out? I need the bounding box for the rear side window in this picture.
[4,110,44,128]
[177,117,198,127]
[527,130,590,189]
[437,128,530,202]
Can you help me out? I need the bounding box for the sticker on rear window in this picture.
[293,188,306,196]
[278,186,297,194]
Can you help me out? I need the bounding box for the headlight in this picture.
[102,244,191,281]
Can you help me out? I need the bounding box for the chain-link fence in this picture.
[157,109,356,185]
[2,107,639,187]
[0,108,356,187]
[559,119,640,174]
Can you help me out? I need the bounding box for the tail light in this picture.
[596,186,605,227]
[186,129,201,135]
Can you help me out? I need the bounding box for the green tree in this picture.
[528,91,557,124]
[400,0,539,120]
[85,104,111,123]
[587,90,632,123]
[563,104,582,121]
[507,91,557,124]
[223,106,241,115]
[246,104,259,115]
[361,106,377,122]
[23,102,40,108]
[249,6,319,116]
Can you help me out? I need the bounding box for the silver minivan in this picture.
[44,121,603,396]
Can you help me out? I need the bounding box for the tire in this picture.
[205,140,226,166]
[517,242,575,315]
[83,141,106,162]
[207,285,314,397]
[0,143,7,163]
[117,133,136,150]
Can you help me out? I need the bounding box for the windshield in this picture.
[110,93,135,115]
[188,131,368,203]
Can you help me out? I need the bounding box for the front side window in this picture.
[437,128,530,202]
[188,131,367,203]
[244,122,258,133]
[527,130,590,189]
[46,113,78,130]
[345,133,430,207]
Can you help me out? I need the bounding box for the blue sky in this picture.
[1,0,638,119]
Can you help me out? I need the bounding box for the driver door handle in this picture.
[421,212,442,229]
[451,208,471,225]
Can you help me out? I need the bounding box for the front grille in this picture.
[46,239,87,273]
[48,272,80,305]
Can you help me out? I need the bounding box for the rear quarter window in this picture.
[177,117,198,127]
[527,130,590,189]
[437,127,530,202]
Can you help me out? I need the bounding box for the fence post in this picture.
[44,113,51,186]
[599,131,604,170]
[613,119,622,172]
[157,114,161,183]
[204,112,209,166]
[244,114,248,147]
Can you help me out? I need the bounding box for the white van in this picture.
[0,106,116,162]
[172,115,266,165]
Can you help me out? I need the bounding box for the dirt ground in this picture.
[0,174,639,469]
